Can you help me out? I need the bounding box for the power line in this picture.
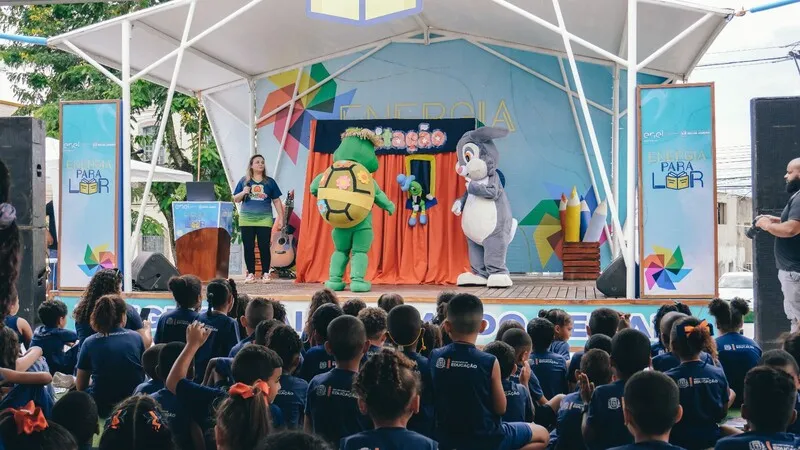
[707,41,800,55]
[696,55,793,69]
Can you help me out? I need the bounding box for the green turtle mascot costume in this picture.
[310,128,395,292]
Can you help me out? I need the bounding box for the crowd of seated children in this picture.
[527,318,568,400]
[357,307,387,361]
[552,348,612,450]
[538,309,573,360]
[567,308,621,387]
[31,300,78,375]
[650,303,692,357]
[708,298,761,408]
[663,317,739,450]
[715,367,800,449]
[299,303,343,382]
[431,293,549,450]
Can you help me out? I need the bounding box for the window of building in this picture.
[140,125,166,165]
[717,202,727,225]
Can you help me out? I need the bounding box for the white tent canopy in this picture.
[45,0,735,296]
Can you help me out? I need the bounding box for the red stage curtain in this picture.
[296,144,469,286]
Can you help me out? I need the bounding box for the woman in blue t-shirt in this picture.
[709,298,761,409]
[232,154,285,284]
[76,294,145,417]
[72,269,152,348]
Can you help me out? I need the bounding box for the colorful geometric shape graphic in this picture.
[259,64,357,165]
[307,0,423,25]
[78,244,117,277]
[643,245,692,291]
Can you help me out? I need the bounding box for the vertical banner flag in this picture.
[638,84,717,298]
[59,101,122,290]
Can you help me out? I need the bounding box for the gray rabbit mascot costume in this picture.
[452,126,517,288]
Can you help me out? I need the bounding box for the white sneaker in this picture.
[245,273,256,284]
[261,273,271,283]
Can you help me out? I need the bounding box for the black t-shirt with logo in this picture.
[776,192,800,272]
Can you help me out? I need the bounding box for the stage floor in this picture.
[231,275,709,305]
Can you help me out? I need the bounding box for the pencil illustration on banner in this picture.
[583,200,607,243]
[559,194,567,237]
[579,199,591,240]
[565,187,580,242]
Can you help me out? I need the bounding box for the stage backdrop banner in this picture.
[638,84,717,298]
[58,101,122,290]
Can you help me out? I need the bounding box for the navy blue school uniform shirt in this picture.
[404,351,435,438]
[529,350,568,399]
[154,307,199,344]
[228,333,254,358]
[715,333,761,407]
[715,432,800,450]
[652,341,668,357]
[585,379,631,450]
[665,360,729,450]
[549,340,571,360]
[430,342,503,450]
[134,379,164,395]
[299,344,336,382]
[77,327,145,416]
[568,351,583,384]
[653,351,715,373]
[196,310,240,381]
[305,368,371,444]
[0,358,56,418]
[361,344,382,364]
[152,388,193,450]
[30,325,78,374]
[75,304,144,342]
[174,379,283,431]
[610,442,687,450]
[518,365,544,402]
[553,391,586,450]
[502,378,534,423]
[4,316,22,342]
[340,428,438,450]
[273,374,308,429]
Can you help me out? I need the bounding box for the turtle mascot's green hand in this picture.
[311,127,389,293]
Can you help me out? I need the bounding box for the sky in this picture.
[1,0,798,151]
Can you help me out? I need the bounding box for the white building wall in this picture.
[717,192,753,275]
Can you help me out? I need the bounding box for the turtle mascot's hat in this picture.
[333,128,382,173]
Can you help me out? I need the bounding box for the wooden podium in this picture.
[172,202,234,282]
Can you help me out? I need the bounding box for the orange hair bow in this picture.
[5,401,48,435]
[229,380,270,400]
[684,320,709,337]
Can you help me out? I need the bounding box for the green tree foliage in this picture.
[0,2,236,254]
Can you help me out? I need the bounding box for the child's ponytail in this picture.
[90,294,127,335]
[99,395,174,450]
[671,317,718,362]
[0,401,77,450]
[216,381,272,450]
[538,308,572,327]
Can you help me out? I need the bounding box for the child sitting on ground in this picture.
[567,308,620,387]
[552,349,612,450]
[432,293,549,450]
[419,322,442,359]
[377,293,404,314]
[76,294,146,417]
[651,303,692,357]
[30,299,78,375]
[0,327,55,415]
[5,295,33,348]
[133,344,165,395]
[342,298,366,317]
[302,289,340,353]
[0,401,77,450]
[51,391,99,450]
[304,315,371,444]
[709,298,761,408]
[664,317,739,449]
[761,348,800,435]
[152,342,205,450]
[156,274,202,344]
[539,309,573,360]
[358,306,388,362]
[341,348,437,450]
[495,320,524,342]
[268,324,309,429]
[581,328,652,450]
[610,371,685,450]
[387,304,434,437]
[299,303,343,382]
[98,396,175,450]
[653,312,715,372]
[216,377,280,450]
[230,297,275,358]
[715,367,800,450]
[527,318,568,399]
[255,319,284,346]
[196,278,240,381]
[484,341,535,424]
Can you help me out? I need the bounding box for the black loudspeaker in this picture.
[0,117,47,325]
[751,96,800,350]
[597,255,627,298]
[131,252,180,291]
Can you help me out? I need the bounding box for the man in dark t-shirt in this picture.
[755,158,800,332]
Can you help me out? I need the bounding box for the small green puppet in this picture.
[397,174,432,226]
[310,128,395,292]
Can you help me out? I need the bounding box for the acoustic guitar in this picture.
[270,190,297,270]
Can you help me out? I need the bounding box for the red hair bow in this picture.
[684,320,709,337]
[229,380,270,400]
[5,401,48,435]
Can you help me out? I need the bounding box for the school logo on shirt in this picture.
[724,345,732,351]
[678,378,690,388]
[435,357,477,369]
[318,360,335,370]
[316,385,328,397]
[435,357,446,369]
[607,397,621,410]
[748,441,766,450]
